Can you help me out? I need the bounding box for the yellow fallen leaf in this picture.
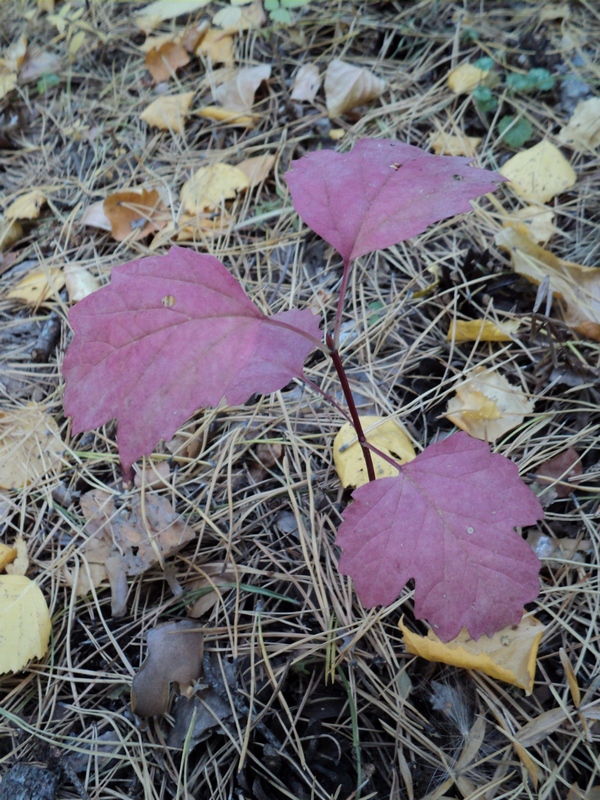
[558,97,600,151]
[329,128,345,141]
[444,366,534,442]
[2,34,28,73]
[135,0,212,31]
[510,205,556,244]
[65,264,100,302]
[214,64,271,113]
[150,212,231,247]
[103,188,167,241]
[139,33,178,53]
[0,71,17,102]
[236,154,276,186]
[197,105,257,127]
[4,190,47,221]
[145,41,190,82]
[324,58,385,118]
[429,131,482,157]
[195,28,235,65]
[447,318,521,342]
[0,544,17,572]
[140,91,194,133]
[212,0,266,32]
[500,141,576,203]
[399,615,544,694]
[0,216,23,250]
[0,404,64,489]
[180,163,249,214]
[334,416,415,488]
[7,267,65,304]
[5,536,28,576]
[447,63,490,94]
[290,63,321,102]
[0,575,51,674]
[496,223,600,340]
[538,2,570,22]
[68,30,86,58]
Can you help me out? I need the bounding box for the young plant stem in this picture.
[326,333,376,482]
[332,260,352,349]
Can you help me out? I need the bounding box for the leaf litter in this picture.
[1,1,600,798]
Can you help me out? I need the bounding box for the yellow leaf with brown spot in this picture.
[7,267,65,304]
[399,615,544,694]
[140,92,194,133]
[500,141,576,203]
[334,416,415,488]
[447,318,521,342]
[0,404,64,490]
[5,190,46,220]
[429,131,482,157]
[145,41,190,82]
[103,188,167,242]
[0,575,51,674]
[180,163,249,214]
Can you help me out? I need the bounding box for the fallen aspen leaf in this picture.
[534,446,582,498]
[324,58,385,118]
[214,64,271,113]
[399,615,544,694]
[135,0,211,31]
[496,223,600,339]
[500,141,576,203]
[187,562,237,617]
[212,0,266,31]
[197,105,257,126]
[236,154,276,186]
[5,536,29,576]
[558,97,600,151]
[80,200,111,232]
[0,575,51,674]
[0,544,17,572]
[334,416,415,488]
[145,42,190,82]
[0,217,23,250]
[65,264,100,302]
[103,188,167,242]
[195,28,235,65]
[290,62,321,102]
[0,404,64,489]
[131,619,204,716]
[430,131,482,157]
[447,318,521,342]
[4,190,47,221]
[447,63,490,94]
[180,163,249,214]
[140,91,194,133]
[510,205,556,244]
[7,267,65,304]
[445,366,534,442]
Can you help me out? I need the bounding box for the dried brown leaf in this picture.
[103,188,167,242]
[324,59,385,118]
[145,42,190,82]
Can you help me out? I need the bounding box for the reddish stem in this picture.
[326,333,376,483]
[333,260,352,348]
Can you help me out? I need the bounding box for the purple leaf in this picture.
[285,138,504,265]
[337,432,543,641]
[63,246,321,477]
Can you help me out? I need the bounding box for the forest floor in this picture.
[0,1,599,799]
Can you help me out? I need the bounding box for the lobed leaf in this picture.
[337,432,543,641]
[63,246,321,478]
[285,138,504,265]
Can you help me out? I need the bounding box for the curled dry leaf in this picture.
[140,91,194,133]
[0,575,51,674]
[558,97,600,151]
[447,63,491,94]
[103,188,167,242]
[65,490,194,617]
[0,217,23,251]
[500,141,576,203]
[187,562,237,617]
[290,62,321,102]
[214,64,271,113]
[80,200,111,232]
[429,131,482,157]
[65,265,100,302]
[145,42,190,82]
[7,267,65,304]
[195,28,235,65]
[131,619,204,716]
[0,404,64,489]
[236,154,276,186]
[400,615,544,694]
[497,223,600,340]
[509,205,556,244]
[445,366,534,442]
[334,416,415,488]
[324,58,385,118]
[534,446,582,498]
[181,163,250,213]
[4,190,47,221]
[197,106,257,127]
[447,318,521,342]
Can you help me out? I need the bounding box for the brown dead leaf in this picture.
[445,366,534,441]
[496,223,600,340]
[214,64,271,113]
[180,163,249,214]
[103,188,167,242]
[145,42,190,82]
[187,562,237,617]
[133,460,171,488]
[535,447,582,498]
[236,154,276,186]
[195,28,235,65]
[558,97,600,151]
[290,63,321,102]
[429,131,482,157]
[324,59,385,118]
[140,91,194,133]
[131,619,204,716]
[5,190,47,221]
[0,404,64,489]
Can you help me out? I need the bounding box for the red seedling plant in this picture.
[63,138,543,641]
